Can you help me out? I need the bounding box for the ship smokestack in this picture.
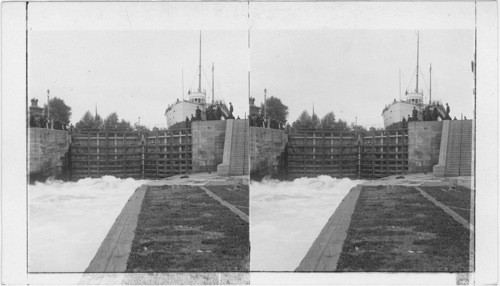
[415,31,420,94]
[198,31,202,93]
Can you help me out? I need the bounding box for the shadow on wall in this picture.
[28,152,71,184]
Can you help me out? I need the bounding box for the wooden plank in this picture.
[85,185,147,272]
[155,131,159,179]
[199,186,249,223]
[415,187,473,231]
[87,133,90,177]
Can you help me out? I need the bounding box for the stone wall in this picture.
[250,127,287,180]
[191,120,227,173]
[29,127,70,180]
[408,121,443,173]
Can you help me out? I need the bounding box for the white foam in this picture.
[28,176,148,272]
[250,176,363,271]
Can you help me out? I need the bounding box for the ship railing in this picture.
[405,89,424,95]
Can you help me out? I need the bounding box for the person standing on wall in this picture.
[195,106,202,121]
[412,107,418,121]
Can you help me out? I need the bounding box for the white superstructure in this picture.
[165,32,229,128]
[382,32,436,128]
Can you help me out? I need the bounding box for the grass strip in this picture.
[418,186,471,221]
[126,185,249,272]
[336,185,470,272]
[204,185,249,215]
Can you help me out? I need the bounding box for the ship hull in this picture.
[166,101,206,128]
[382,102,423,127]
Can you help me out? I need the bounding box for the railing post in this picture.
[123,133,127,178]
[339,133,343,178]
[156,131,159,179]
[105,132,109,175]
[395,130,399,173]
[141,133,145,179]
[87,133,90,177]
[169,131,173,176]
[357,133,361,179]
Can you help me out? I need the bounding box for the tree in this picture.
[311,113,320,130]
[74,111,95,131]
[45,97,72,124]
[292,110,315,130]
[94,114,103,130]
[320,112,336,130]
[350,122,367,132]
[333,119,350,132]
[103,112,119,130]
[134,123,150,132]
[117,119,133,131]
[260,96,289,125]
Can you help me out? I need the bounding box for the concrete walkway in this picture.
[85,172,248,273]
[296,173,472,272]
[86,185,147,272]
[296,185,362,271]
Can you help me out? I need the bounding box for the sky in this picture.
[29,30,249,128]
[27,2,249,128]
[27,2,486,129]
[250,29,475,128]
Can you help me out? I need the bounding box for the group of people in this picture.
[248,113,284,130]
[400,103,453,128]
[185,102,235,127]
[29,114,68,130]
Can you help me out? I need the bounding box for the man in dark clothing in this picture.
[206,107,212,121]
[39,116,47,128]
[464,116,467,120]
[30,115,36,127]
[185,116,190,128]
[216,104,222,120]
[191,114,195,122]
[195,106,202,121]
[412,107,418,121]
[446,103,450,116]
[402,116,407,128]
[432,106,439,121]
[228,102,234,119]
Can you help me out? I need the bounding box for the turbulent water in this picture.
[28,176,148,272]
[250,176,364,271]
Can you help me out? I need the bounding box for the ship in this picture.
[165,32,230,129]
[382,32,448,128]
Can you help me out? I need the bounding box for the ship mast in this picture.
[415,31,420,93]
[429,63,432,104]
[198,31,202,93]
[212,62,215,104]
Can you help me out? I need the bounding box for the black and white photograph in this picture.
[1,1,498,285]
[247,1,496,282]
[250,28,475,272]
[16,2,251,283]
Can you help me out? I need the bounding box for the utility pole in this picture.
[264,88,267,128]
[46,89,50,119]
[429,63,432,104]
[399,68,401,101]
[416,31,420,94]
[212,62,215,104]
[198,31,202,93]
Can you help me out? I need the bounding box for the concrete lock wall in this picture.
[250,127,287,179]
[191,120,227,172]
[29,127,70,179]
[408,121,443,173]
